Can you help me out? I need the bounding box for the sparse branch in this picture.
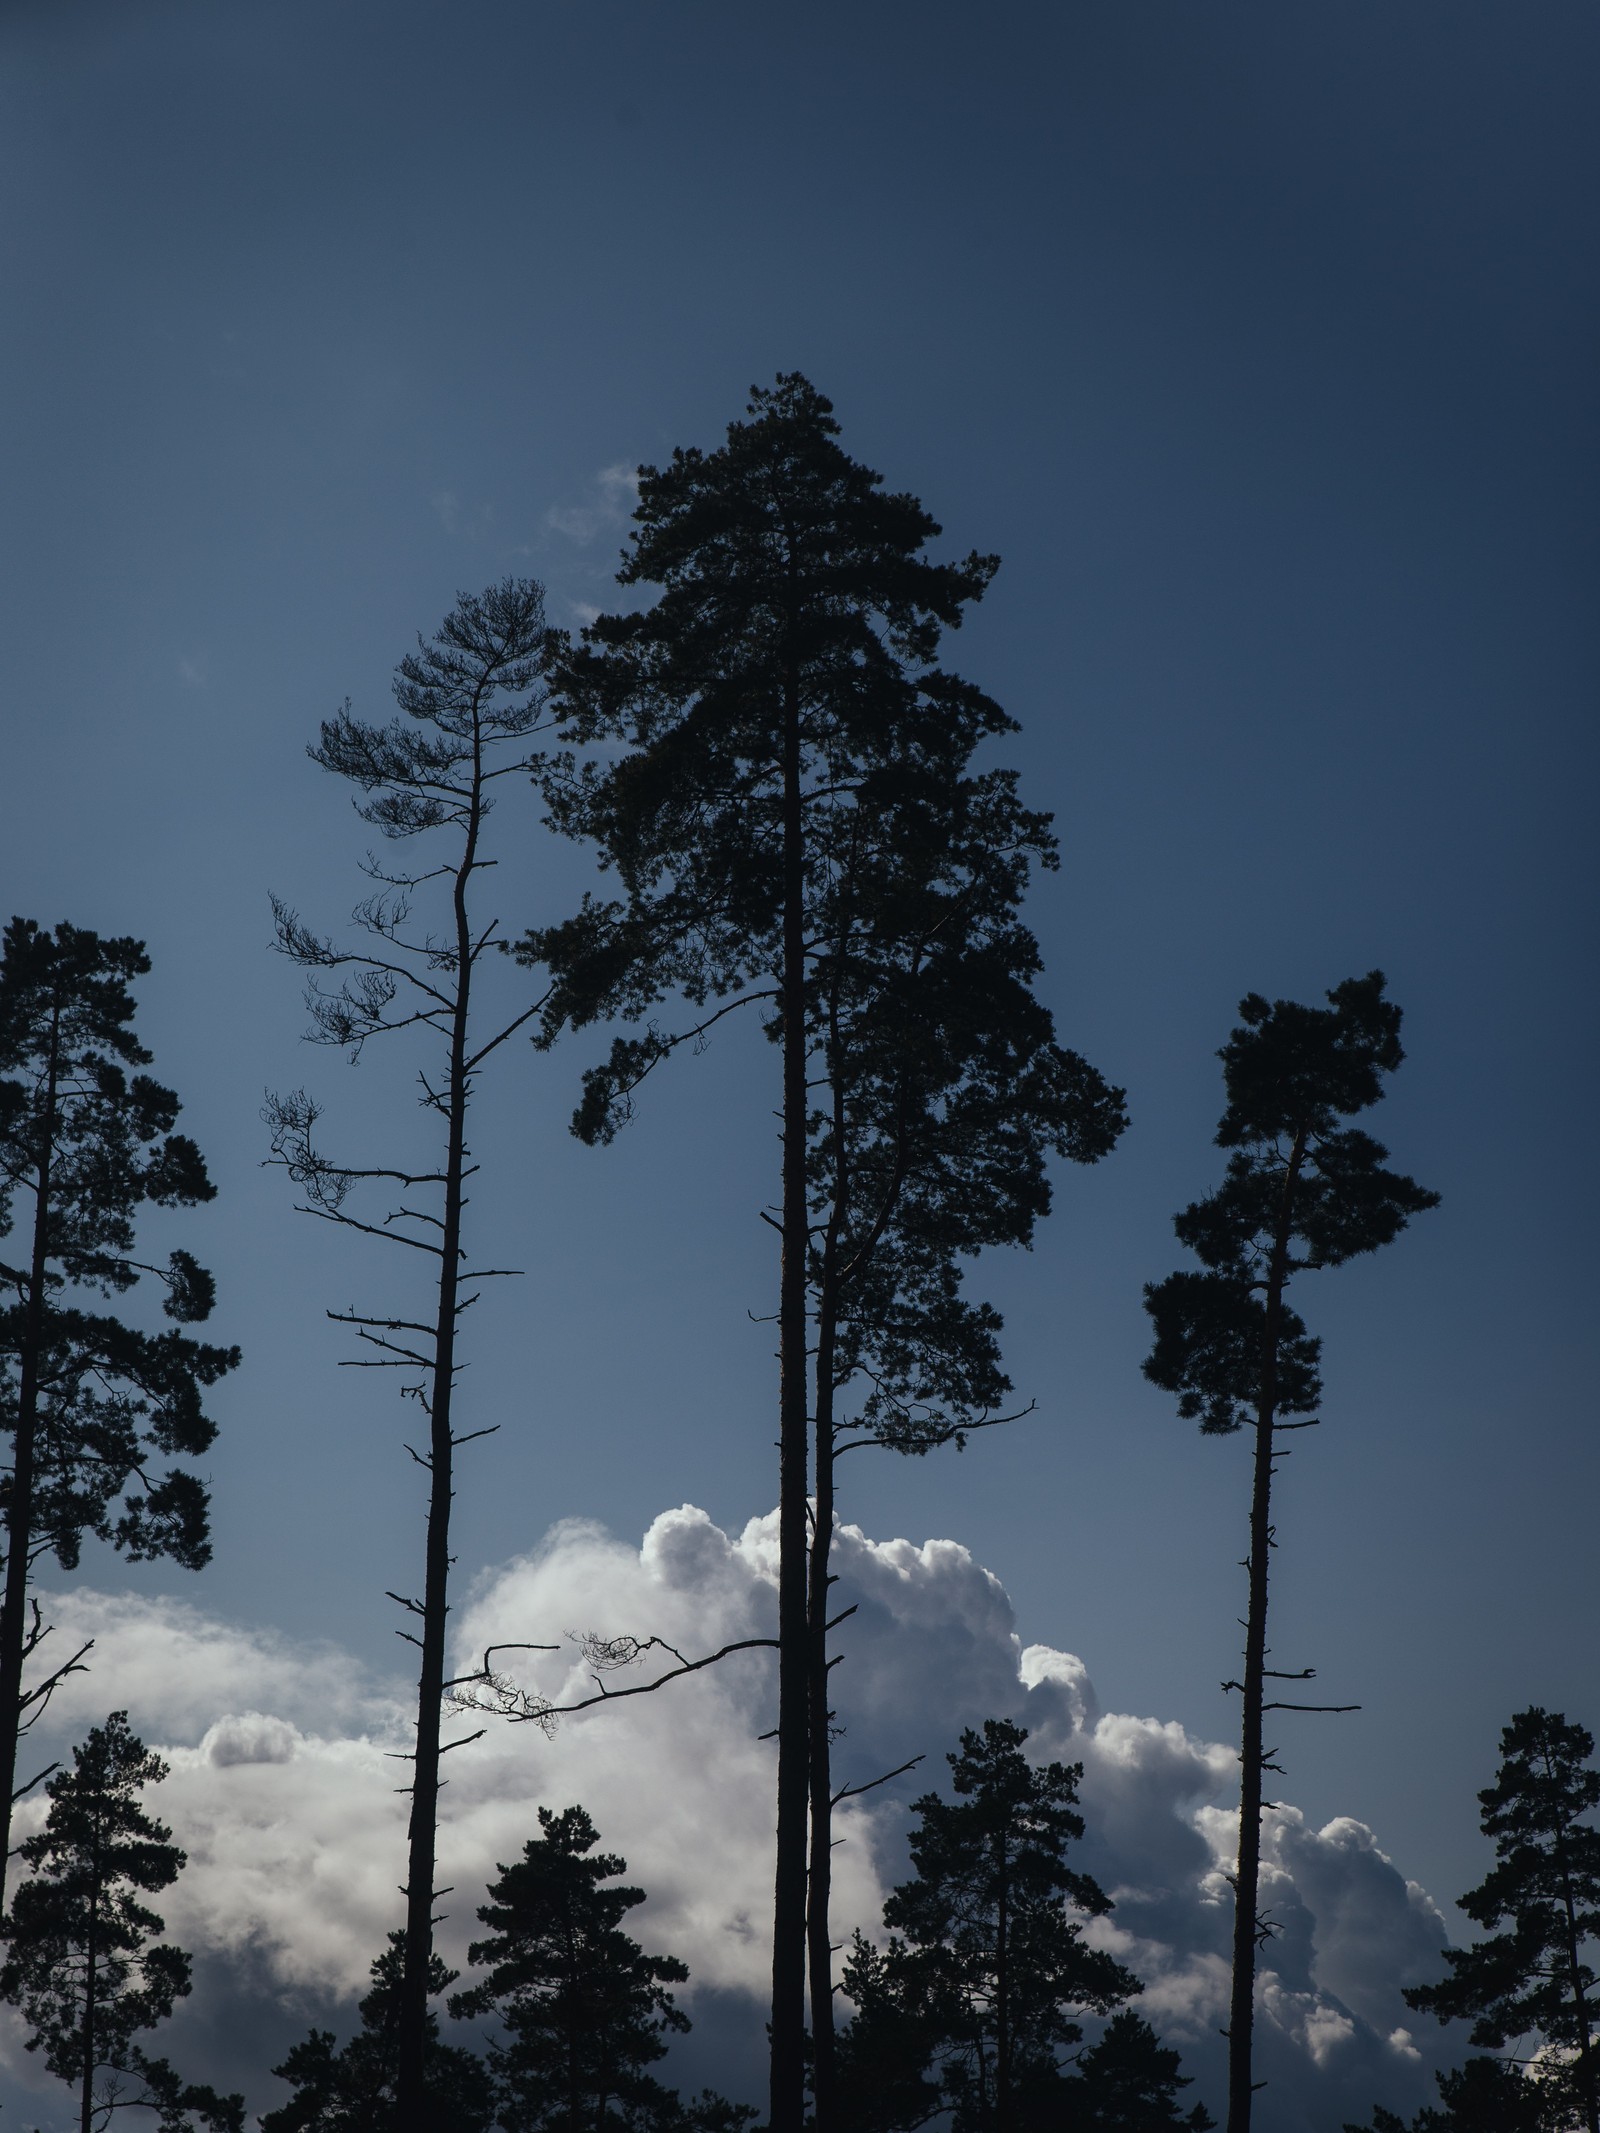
[449,1631,780,1736]
[831,1752,924,1808]
[296,1203,446,1257]
[464,991,556,1073]
[1261,1700,1360,1713]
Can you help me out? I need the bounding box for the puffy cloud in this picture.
[0,1510,1456,2128]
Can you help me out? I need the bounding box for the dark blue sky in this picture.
[2,0,1596,2099]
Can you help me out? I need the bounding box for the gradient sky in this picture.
[1,1,1596,2117]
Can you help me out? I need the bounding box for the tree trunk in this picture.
[0,998,59,1912]
[394,726,483,2133]
[770,655,811,2133]
[994,1831,1011,2128]
[808,1297,839,2127]
[1225,1126,1306,2133]
[80,1833,100,2133]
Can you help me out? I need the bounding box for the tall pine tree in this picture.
[266,579,556,2133]
[522,375,1103,2129]
[0,919,238,1905]
[1142,973,1437,2133]
[799,772,1124,2114]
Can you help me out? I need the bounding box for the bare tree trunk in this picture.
[808,1306,839,2127]
[771,655,811,2133]
[994,1833,1011,2128]
[80,1841,100,2133]
[1225,1127,1305,2133]
[394,726,482,2133]
[0,999,59,1912]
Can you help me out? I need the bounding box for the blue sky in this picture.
[1,3,1596,2122]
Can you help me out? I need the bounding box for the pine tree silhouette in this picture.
[0,1712,242,2133]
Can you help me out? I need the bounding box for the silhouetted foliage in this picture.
[450,1803,753,2132]
[518,373,1073,2131]
[266,580,557,2133]
[1142,973,1437,2133]
[261,1935,495,2133]
[0,917,238,1903]
[1344,2054,1551,2132]
[1064,2010,1214,2130]
[837,1718,1138,2130]
[801,771,1126,2104]
[0,1711,242,2133]
[1404,1708,1600,2133]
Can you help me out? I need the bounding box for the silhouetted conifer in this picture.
[0,1711,242,2133]
[837,1718,1138,2130]
[262,1935,494,2133]
[449,1803,752,2133]
[0,918,238,1904]
[265,579,558,2133]
[801,775,1126,2110]
[1142,974,1436,2133]
[1404,1708,1600,2133]
[520,374,1097,2132]
[1066,2010,1214,2130]
[1344,2054,1550,2132]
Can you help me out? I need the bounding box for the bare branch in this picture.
[448,1631,778,1736]
[832,1753,924,1808]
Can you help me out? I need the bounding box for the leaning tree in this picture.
[519,373,1037,2131]
[266,579,557,2133]
[0,918,238,1904]
[1142,973,1438,2133]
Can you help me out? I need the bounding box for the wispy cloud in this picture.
[430,491,498,540]
[178,652,208,688]
[545,461,639,545]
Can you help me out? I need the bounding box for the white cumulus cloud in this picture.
[0,1510,1458,2129]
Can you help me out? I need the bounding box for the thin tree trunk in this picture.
[1225,1126,1306,2133]
[0,998,59,1912]
[395,720,483,2133]
[808,1302,839,2126]
[994,1833,1011,2127]
[80,1838,100,2133]
[770,654,811,2133]
[808,939,855,2133]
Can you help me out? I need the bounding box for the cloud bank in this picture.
[0,1510,1455,2129]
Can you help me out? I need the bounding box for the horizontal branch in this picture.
[1262,1700,1361,1713]
[449,1632,778,1735]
